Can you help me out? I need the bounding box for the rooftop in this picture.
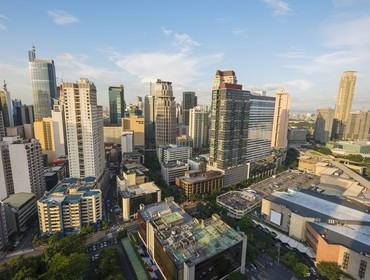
[267,189,370,224]
[2,193,35,209]
[178,170,223,184]
[217,189,259,211]
[139,199,244,266]
[120,181,160,198]
[309,222,370,255]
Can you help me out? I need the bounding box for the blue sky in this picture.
[0,0,370,111]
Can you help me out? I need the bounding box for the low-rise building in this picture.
[328,141,370,156]
[37,177,102,235]
[137,197,247,280]
[157,144,192,164]
[2,193,36,235]
[175,170,223,197]
[207,163,250,187]
[103,125,122,144]
[176,135,193,147]
[161,161,189,185]
[287,128,307,148]
[217,189,259,219]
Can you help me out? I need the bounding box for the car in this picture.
[147,267,153,272]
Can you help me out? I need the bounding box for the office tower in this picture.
[0,111,5,139]
[37,177,102,234]
[209,83,249,169]
[109,85,125,125]
[144,95,156,149]
[28,46,57,120]
[0,203,8,250]
[153,79,176,146]
[34,113,65,163]
[332,71,357,139]
[121,131,134,154]
[136,96,144,112]
[121,115,145,146]
[344,111,370,141]
[212,70,237,90]
[0,81,14,127]
[246,93,275,162]
[182,91,197,125]
[12,99,23,125]
[51,100,66,158]
[157,144,192,164]
[271,90,291,148]
[314,108,335,144]
[2,137,46,199]
[0,142,14,200]
[189,106,209,149]
[176,103,183,125]
[62,78,105,179]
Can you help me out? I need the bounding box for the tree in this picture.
[294,262,309,278]
[229,271,245,280]
[81,224,94,235]
[317,262,343,280]
[43,252,88,280]
[239,216,254,232]
[97,248,124,280]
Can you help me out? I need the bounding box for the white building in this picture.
[62,79,105,179]
[157,144,192,164]
[51,100,66,158]
[122,131,134,154]
[0,137,46,199]
[189,106,209,149]
[161,161,189,185]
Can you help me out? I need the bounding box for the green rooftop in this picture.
[2,193,35,209]
[161,212,183,225]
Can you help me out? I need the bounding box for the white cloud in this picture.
[48,10,79,25]
[247,79,313,93]
[162,28,199,52]
[262,0,292,15]
[0,14,8,30]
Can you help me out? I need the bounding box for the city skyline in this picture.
[0,1,370,111]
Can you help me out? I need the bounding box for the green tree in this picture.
[43,252,88,280]
[294,262,309,278]
[81,224,94,235]
[97,248,124,280]
[239,216,254,232]
[229,271,245,280]
[317,262,343,280]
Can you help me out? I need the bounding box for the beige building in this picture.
[271,90,291,148]
[333,71,356,139]
[121,115,144,146]
[212,70,237,90]
[189,106,209,149]
[37,177,102,234]
[34,118,56,161]
[314,108,335,144]
[103,126,122,144]
[344,111,370,141]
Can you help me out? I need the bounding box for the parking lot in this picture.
[86,238,118,262]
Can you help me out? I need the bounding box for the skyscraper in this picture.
[245,93,275,162]
[182,91,197,125]
[209,83,249,169]
[29,46,57,120]
[271,90,291,148]
[212,70,237,90]
[0,142,14,200]
[144,94,156,149]
[0,112,5,139]
[314,108,335,144]
[189,106,209,149]
[332,71,356,139]
[0,81,14,127]
[62,79,105,179]
[344,111,370,141]
[153,79,176,147]
[109,85,125,125]
[1,137,46,199]
[0,203,8,250]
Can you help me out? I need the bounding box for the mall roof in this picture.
[309,222,370,255]
[2,193,35,209]
[267,189,370,224]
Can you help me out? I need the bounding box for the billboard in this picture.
[270,210,282,225]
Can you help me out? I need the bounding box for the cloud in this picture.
[247,79,313,93]
[231,28,248,38]
[262,0,292,15]
[107,29,223,88]
[48,10,79,25]
[0,14,8,30]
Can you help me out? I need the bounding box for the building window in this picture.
[342,252,349,270]
[359,260,367,279]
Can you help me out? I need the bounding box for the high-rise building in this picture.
[121,115,145,146]
[332,71,356,139]
[37,177,102,234]
[176,102,183,125]
[0,111,5,139]
[62,78,105,179]
[144,95,156,149]
[28,46,57,120]
[1,137,46,199]
[0,203,8,250]
[121,131,134,154]
[12,99,23,126]
[0,142,14,200]
[271,90,291,148]
[34,118,55,161]
[153,79,176,146]
[51,100,66,158]
[189,106,209,149]
[212,70,237,90]
[344,111,370,141]
[109,85,125,125]
[0,81,14,127]
[209,83,249,169]
[182,91,197,125]
[245,94,275,162]
[314,108,335,144]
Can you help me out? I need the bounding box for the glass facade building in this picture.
[29,47,57,120]
[182,91,197,125]
[109,85,125,125]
